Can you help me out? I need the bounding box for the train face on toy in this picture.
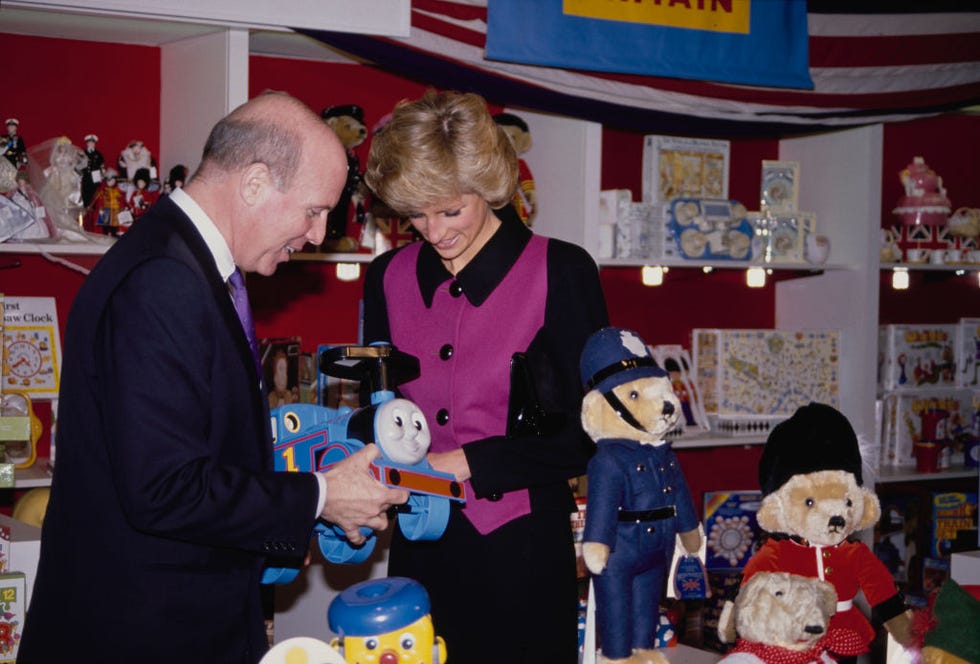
[262,345,465,584]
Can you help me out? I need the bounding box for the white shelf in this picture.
[671,433,766,449]
[881,262,980,272]
[0,241,110,256]
[876,463,977,484]
[13,458,52,489]
[598,257,847,271]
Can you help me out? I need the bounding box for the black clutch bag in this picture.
[505,352,564,438]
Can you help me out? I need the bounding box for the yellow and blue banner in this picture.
[486,0,813,89]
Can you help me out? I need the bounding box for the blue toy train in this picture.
[262,344,465,584]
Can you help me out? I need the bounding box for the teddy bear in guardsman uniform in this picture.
[580,327,703,664]
[722,402,914,656]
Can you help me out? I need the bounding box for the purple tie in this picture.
[228,268,261,374]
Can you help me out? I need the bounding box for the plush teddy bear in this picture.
[579,327,703,664]
[718,571,865,664]
[322,104,368,252]
[723,402,913,656]
[493,112,537,226]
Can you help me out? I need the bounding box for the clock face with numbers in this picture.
[6,340,42,379]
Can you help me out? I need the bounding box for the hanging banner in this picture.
[485,0,813,89]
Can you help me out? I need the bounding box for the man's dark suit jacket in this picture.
[19,196,320,662]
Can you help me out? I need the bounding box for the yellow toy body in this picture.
[328,576,447,664]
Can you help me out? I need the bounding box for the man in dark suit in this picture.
[19,92,408,662]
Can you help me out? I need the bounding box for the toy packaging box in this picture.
[692,328,840,421]
[1,296,62,401]
[928,492,978,560]
[571,496,588,580]
[641,135,729,205]
[878,324,958,392]
[0,572,25,662]
[703,491,762,572]
[956,317,980,388]
[0,527,7,574]
[879,388,976,468]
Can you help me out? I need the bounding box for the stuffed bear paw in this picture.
[583,541,610,575]
[598,649,669,664]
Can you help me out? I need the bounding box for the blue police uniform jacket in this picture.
[584,438,698,570]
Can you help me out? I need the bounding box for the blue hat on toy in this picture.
[328,576,431,637]
[580,327,667,394]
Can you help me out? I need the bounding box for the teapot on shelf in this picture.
[892,156,951,227]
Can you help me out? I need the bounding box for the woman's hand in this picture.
[427,448,471,482]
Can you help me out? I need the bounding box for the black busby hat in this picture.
[321,104,365,123]
[492,112,529,133]
[758,402,863,496]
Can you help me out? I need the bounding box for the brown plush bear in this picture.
[492,112,537,226]
[720,402,913,655]
[579,327,703,664]
[321,104,368,252]
[718,571,865,663]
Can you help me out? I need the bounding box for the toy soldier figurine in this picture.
[2,118,27,170]
[79,133,106,207]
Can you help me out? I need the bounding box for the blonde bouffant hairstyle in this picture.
[365,89,518,216]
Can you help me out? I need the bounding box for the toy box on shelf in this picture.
[691,328,841,436]
[597,189,666,261]
[879,388,977,470]
[956,317,980,389]
[703,491,762,572]
[641,135,729,205]
[928,491,978,561]
[665,198,754,262]
[0,572,25,662]
[878,324,958,393]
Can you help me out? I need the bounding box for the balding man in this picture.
[20,92,407,662]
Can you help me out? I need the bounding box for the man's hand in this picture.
[318,445,408,545]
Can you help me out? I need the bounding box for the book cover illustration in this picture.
[642,135,729,205]
[693,329,840,416]
[1,297,61,400]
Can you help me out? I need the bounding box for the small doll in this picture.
[78,133,105,207]
[164,164,188,194]
[2,118,28,170]
[126,167,160,222]
[6,170,55,239]
[90,168,129,236]
[117,139,156,183]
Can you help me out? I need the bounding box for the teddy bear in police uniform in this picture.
[580,327,703,664]
[321,104,368,252]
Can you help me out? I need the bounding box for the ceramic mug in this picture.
[945,249,963,263]
[968,250,980,264]
[805,234,830,265]
[905,248,928,263]
[930,249,946,265]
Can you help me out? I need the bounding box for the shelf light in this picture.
[335,262,361,282]
[641,265,667,286]
[702,266,713,274]
[746,266,766,288]
[892,267,909,290]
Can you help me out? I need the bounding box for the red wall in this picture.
[3,34,978,509]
